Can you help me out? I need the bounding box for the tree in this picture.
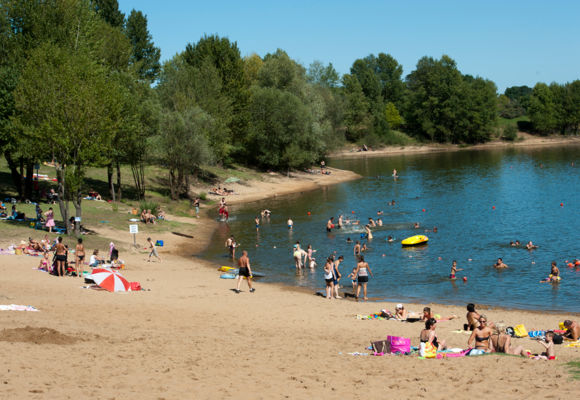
[92,0,125,28]
[14,43,124,234]
[307,60,340,88]
[528,82,557,134]
[158,109,212,199]
[342,74,371,141]
[385,102,403,129]
[125,9,160,82]
[243,53,263,85]
[504,85,532,111]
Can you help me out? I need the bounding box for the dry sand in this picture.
[1,163,579,399]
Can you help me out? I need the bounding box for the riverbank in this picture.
[328,133,580,159]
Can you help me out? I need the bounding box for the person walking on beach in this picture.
[54,236,67,277]
[234,250,254,293]
[354,255,373,301]
[193,197,200,218]
[75,238,85,278]
[147,237,161,262]
[45,207,55,233]
[323,257,334,299]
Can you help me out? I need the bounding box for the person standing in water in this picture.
[354,255,373,301]
[287,218,293,230]
[337,215,343,229]
[234,250,255,293]
[225,235,237,259]
[449,260,463,280]
[353,241,361,258]
[326,217,335,232]
[364,224,373,240]
[254,216,260,231]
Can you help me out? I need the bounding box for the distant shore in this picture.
[328,132,580,159]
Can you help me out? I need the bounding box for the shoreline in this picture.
[327,133,580,159]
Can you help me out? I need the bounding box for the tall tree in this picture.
[528,82,557,134]
[307,60,340,88]
[125,9,160,82]
[92,0,124,28]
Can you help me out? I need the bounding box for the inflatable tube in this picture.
[401,235,429,246]
[218,266,238,272]
[220,273,237,279]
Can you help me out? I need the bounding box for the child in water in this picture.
[287,218,293,230]
[347,268,357,291]
[449,260,463,279]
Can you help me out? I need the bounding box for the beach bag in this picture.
[387,335,411,354]
[155,240,164,247]
[419,342,437,358]
[553,334,563,345]
[513,324,528,338]
[130,282,141,291]
[371,340,389,354]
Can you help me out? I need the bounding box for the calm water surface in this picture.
[202,146,580,312]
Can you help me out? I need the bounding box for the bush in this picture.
[502,125,518,141]
[199,192,207,201]
[140,200,159,214]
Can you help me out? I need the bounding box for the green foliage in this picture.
[404,55,497,144]
[528,82,557,134]
[139,200,159,214]
[504,85,532,110]
[567,360,580,380]
[92,0,125,28]
[199,192,207,201]
[497,94,526,119]
[502,124,518,141]
[307,61,340,88]
[125,9,160,82]
[384,102,403,129]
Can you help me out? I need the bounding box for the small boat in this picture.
[401,235,429,246]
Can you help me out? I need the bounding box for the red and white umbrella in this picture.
[89,268,131,292]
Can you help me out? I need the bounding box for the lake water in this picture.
[202,146,580,312]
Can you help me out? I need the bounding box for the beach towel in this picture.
[0,305,39,312]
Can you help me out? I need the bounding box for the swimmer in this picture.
[433,226,438,233]
[346,237,353,243]
[353,240,361,257]
[261,209,271,218]
[526,241,538,250]
[287,218,293,230]
[449,260,463,280]
[414,222,420,229]
[361,243,368,252]
[364,224,373,240]
[494,258,508,269]
[326,217,335,232]
[387,235,394,243]
[392,169,398,178]
[515,240,521,246]
[510,241,515,247]
[390,200,396,206]
[338,215,343,229]
[376,218,383,227]
[368,217,376,227]
[377,210,383,215]
[254,216,260,230]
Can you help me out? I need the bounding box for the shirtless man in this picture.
[368,218,376,227]
[55,237,67,277]
[234,250,254,293]
[494,258,508,269]
[225,235,237,259]
[337,215,343,229]
[353,241,361,258]
[563,320,580,340]
[326,217,334,232]
[376,218,383,226]
[364,224,373,240]
[526,241,538,250]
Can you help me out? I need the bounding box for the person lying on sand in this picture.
[394,304,408,320]
[468,315,493,353]
[563,320,580,341]
[490,326,527,356]
[421,307,457,322]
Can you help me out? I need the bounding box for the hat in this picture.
[396,304,403,309]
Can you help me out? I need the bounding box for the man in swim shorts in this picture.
[55,236,67,277]
[326,217,334,232]
[235,250,255,293]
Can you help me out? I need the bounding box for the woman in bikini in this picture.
[420,318,447,351]
[354,255,373,301]
[323,257,334,299]
[468,315,493,352]
[75,238,85,278]
[490,326,527,356]
[465,303,481,331]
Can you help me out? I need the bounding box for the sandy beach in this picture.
[1,163,579,399]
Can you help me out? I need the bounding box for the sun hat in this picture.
[396,303,403,309]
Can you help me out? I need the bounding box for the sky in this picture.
[119,0,580,92]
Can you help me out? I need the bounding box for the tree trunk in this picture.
[115,161,122,201]
[18,157,25,200]
[24,161,34,200]
[107,163,116,202]
[130,161,145,200]
[4,152,23,199]
[169,168,178,200]
[71,188,82,235]
[56,166,69,234]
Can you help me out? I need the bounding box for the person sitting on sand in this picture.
[465,303,481,331]
[157,209,166,220]
[394,304,408,320]
[38,251,50,271]
[468,315,493,352]
[533,331,556,360]
[490,326,527,356]
[494,258,508,269]
[563,320,580,341]
[420,318,447,351]
[526,241,538,250]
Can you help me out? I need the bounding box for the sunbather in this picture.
[468,315,493,352]
[420,317,447,350]
[563,320,580,340]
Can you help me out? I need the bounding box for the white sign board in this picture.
[129,224,139,234]
[74,216,81,222]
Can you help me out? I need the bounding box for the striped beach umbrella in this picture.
[89,268,131,292]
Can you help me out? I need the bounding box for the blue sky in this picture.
[119,0,580,92]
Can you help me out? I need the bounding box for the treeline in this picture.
[1,1,579,233]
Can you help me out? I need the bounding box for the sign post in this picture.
[129,224,139,249]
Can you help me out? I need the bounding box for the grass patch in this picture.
[498,116,530,128]
[567,360,580,380]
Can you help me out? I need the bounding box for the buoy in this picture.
[575,260,580,266]
[468,258,472,262]
[492,206,495,210]
[560,203,563,207]
[463,277,467,282]
[382,254,386,257]
[438,257,442,260]
[567,263,574,268]
[307,211,311,216]
[351,211,355,214]
[422,209,425,212]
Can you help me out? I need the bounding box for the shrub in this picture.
[502,125,518,141]
[140,200,159,214]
